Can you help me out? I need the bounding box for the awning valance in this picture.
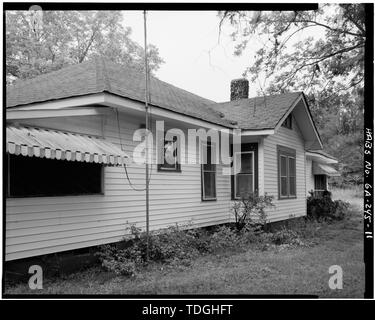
[6,125,129,166]
[313,162,340,177]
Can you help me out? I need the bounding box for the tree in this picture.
[218,4,365,97]
[6,10,164,83]
[219,4,365,185]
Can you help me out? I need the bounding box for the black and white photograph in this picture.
[1,1,373,303]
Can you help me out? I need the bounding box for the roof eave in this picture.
[306,151,338,164]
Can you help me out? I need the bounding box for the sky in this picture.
[122,11,260,103]
[122,10,327,103]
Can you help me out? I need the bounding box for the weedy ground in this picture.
[5,187,364,297]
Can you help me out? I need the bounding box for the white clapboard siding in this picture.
[6,112,232,260]
[6,109,310,260]
[263,115,307,222]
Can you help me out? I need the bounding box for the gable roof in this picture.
[6,57,315,134]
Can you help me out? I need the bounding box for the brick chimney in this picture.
[230,78,249,101]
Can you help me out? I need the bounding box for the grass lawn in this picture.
[4,188,365,297]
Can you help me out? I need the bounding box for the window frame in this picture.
[277,145,297,200]
[157,134,181,172]
[233,150,255,200]
[6,154,105,198]
[201,141,217,201]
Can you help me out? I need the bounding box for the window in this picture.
[231,143,258,200]
[277,146,296,199]
[158,135,180,172]
[314,175,327,191]
[234,151,254,199]
[281,114,293,129]
[7,154,103,198]
[201,141,216,200]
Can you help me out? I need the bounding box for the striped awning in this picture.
[313,162,340,177]
[6,125,130,166]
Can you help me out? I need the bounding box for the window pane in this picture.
[235,152,253,174]
[204,172,216,198]
[288,157,296,177]
[280,156,287,176]
[203,144,215,171]
[289,176,296,196]
[162,140,177,169]
[236,174,253,198]
[240,152,253,173]
[280,177,288,196]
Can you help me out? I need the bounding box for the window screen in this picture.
[7,154,103,197]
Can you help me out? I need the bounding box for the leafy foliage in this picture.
[231,193,274,231]
[6,10,164,83]
[270,228,303,246]
[219,4,365,96]
[96,224,212,276]
[219,4,365,184]
[307,191,350,220]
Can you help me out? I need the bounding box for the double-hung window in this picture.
[201,141,216,201]
[277,145,296,199]
[234,151,254,199]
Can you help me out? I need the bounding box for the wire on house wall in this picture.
[114,107,153,192]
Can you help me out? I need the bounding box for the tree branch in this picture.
[79,27,98,63]
[293,19,364,38]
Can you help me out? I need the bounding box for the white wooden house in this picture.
[5,57,339,261]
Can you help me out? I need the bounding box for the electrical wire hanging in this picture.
[115,108,152,192]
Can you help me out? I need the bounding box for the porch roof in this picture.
[312,162,340,177]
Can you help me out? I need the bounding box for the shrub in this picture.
[270,228,301,245]
[333,199,351,220]
[307,191,350,220]
[208,225,243,251]
[231,193,274,231]
[96,223,214,276]
[101,253,138,276]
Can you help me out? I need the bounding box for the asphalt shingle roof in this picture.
[209,93,302,130]
[6,57,233,127]
[6,57,304,130]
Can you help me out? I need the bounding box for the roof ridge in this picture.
[209,92,302,107]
